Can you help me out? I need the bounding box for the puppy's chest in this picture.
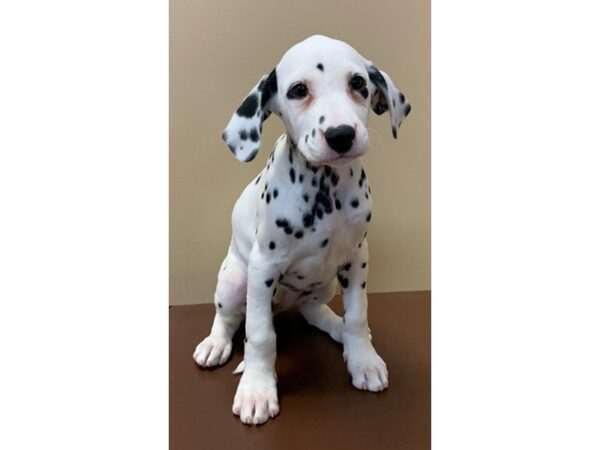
[258,143,372,289]
[280,221,365,290]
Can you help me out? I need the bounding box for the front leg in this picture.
[232,248,280,425]
[339,239,388,392]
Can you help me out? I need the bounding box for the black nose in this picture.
[324,125,355,154]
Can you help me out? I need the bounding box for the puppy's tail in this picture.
[232,360,245,375]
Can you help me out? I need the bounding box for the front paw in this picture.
[344,342,388,392]
[232,370,279,425]
[193,335,232,368]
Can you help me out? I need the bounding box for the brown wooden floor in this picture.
[170,291,430,450]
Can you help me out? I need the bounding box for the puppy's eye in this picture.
[287,82,309,100]
[349,75,366,91]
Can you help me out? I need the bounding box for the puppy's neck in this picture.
[261,133,368,196]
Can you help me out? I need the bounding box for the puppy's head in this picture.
[222,35,411,165]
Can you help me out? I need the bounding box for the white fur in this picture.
[193,35,410,425]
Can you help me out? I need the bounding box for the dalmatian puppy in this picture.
[193,35,411,425]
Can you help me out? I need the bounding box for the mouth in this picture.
[298,138,365,166]
[312,153,357,166]
[324,154,352,162]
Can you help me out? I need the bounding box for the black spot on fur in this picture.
[269,241,276,250]
[366,212,371,222]
[365,192,369,200]
[244,337,248,343]
[254,174,261,185]
[273,189,278,198]
[404,103,412,116]
[330,172,339,186]
[297,274,305,280]
[275,218,290,229]
[305,135,308,143]
[359,178,363,188]
[311,177,317,187]
[335,198,342,210]
[281,281,300,292]
[350,168,354,177]
[320,238,329,247]
[312,128,316,137]
[319,116,325,124]
[290,167,296,183]
[217,302,222,308]
[340,278,349,289]
[343,262,352,271]
[316,191,333,214]
[236,93,258,118]
[399,92,406,104]
[303,193,309,203]
[266,193,271,203]
[245,148,259,162]
[249,128,259,142]
[373,98,387,115]
[317,63,324,71]
[239,129,248,140]
[361,282,366,289]
[260,68,278,109]
[351,198,359,208]
[265,278,274,287]
[299,174,304,183]
[319,173,328,191]
[294,230,304,239]
[362,262,367,268]
[367,65,387,90]
[303,212,314,228]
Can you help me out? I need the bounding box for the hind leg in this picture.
[298,280,344,343]
[193,252,246,368]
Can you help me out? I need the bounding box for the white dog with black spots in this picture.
[193,35,411,425]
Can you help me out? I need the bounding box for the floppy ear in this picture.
[221,68,279,162]
[365,61,411,139]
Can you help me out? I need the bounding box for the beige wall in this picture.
[170,0,430,305]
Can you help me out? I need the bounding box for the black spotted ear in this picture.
[222,68,278,162]
[365,62,411,139]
